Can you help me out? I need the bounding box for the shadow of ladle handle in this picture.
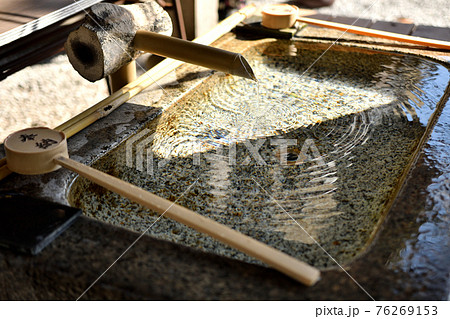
[53,156,321,286]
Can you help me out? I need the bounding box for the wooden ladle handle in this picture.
[296,16,450,50]
[54,156,321,286]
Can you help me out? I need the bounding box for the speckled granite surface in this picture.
[68,40,447,271]
[0,26,449,300]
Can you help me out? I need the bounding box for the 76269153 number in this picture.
[376,305,438,316]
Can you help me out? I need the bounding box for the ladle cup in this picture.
[4,127,321,286]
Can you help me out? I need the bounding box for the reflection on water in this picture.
[69,41,449,268]
[386,109,450,293]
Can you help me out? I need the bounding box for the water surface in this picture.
[69,41,449,268]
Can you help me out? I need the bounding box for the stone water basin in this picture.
[68,39,450,269]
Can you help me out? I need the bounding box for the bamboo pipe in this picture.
[4,127,320,286]
[133,30,256,81]
[261,4,450,50]
[0,4,257,182]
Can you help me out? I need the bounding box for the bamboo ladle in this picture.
[4,127,320,286]
[261,4,450,50]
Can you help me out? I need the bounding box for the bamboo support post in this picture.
[108,60,137,93]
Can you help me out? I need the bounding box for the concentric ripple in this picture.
[150,48,397,159]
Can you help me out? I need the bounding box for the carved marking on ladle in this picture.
[19,134,37,142]
[36,138,58,149]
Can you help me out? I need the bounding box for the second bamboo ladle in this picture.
[4,127,320,286]
[261,4,450,50]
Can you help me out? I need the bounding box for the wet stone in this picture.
[68,40,449,268]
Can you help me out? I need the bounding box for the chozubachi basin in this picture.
[69,39,449,269]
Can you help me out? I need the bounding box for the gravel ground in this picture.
[1,0,449,141]
[0,55,109,141]
[310,0,450,27]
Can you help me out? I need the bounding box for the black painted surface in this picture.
[0,192,81,255]
[370,21,414,34]
[412,25,450,41]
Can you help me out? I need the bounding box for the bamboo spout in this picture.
[133,30,257,81]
